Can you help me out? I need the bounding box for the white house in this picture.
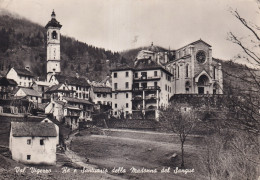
[90,86,112,106]
[48,74,91,100]
[45,100,65,121]
[6,67,34,87]
[9,121,58,165]
[31,80,52,102]
[41,118,59,145]
[14,87,42,104]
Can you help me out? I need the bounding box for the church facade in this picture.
[166,40,223,95]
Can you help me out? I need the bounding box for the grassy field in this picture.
[0,114,208,179]
[71,129,207,180]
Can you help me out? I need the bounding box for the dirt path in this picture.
[64,132,126,180]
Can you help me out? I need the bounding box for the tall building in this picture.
[45,10,62,82]
[166,39,223,94]
[111,59,173,120]
[110,40,223,120]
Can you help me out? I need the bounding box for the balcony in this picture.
[134,76,161,82]
[132,95,143,101]
[132,86,160,92]
[145,94,157,100]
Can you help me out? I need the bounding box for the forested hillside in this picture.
[0,9,252,89]
[0,9,126,81]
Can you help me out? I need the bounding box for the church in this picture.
[166,40,223,95]
[111,40,223,119]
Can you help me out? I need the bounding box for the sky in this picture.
[0,0,259,60]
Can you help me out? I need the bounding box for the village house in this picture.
[0,77,17,99]
[45,100,65,121]
[61,97,93,129]
[6,67,34,87]
[14,87,42,104]
[45,83,73,101]
[45,94,93,130]
[9,121,58,165]
[31,80,52,103]
[48,74,91,100]
[90,86,112,106]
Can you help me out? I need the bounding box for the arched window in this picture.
[52,31,57,39]
[186,64,189,78]
[213,66,216,79]
[177,65,179,78]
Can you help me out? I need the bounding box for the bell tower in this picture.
[45,10,62,82]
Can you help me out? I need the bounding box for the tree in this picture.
[226,0,260,138]
[201,1,260,179]
[160,103,198,168]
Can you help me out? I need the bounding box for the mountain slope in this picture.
[0,10,122,81]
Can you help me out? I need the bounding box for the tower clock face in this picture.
[196,50,206,63]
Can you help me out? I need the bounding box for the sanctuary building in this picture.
[111,40,223,119]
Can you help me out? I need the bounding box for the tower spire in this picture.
[51,9,56,19]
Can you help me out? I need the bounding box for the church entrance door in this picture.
[198,87,204,94]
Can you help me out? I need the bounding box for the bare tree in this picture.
[199,2,260,179]
[160,103,197,168]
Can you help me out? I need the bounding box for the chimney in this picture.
[76,73,79,78]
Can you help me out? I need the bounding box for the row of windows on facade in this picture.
[72,92,89,99]
[113,71,171,81]
[97,93,112,98]
[60,92,89,99]
[27,139,44,145]
[20,76,32,81]
[62,86,89,91]
[114,82,129,90]
[112,110,129,116]
[97,101,111,105]
[114,103,129,109]
[172,65,218,79]
[19,82,31,86]
[114,82,172,91]
[176,48,190,59]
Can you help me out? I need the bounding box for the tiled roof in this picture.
[135,59,162,70]
[190,39,211,47]
[45,84,63,93]
[135,59,173,75]
[64,105,81,110]
[14,68,34,77]
[63,97,93,105]
[54,100,66,106]
[54,75,90,87]
[45,16,62,29]
[19,88,41,97]
[93,86,112,93]
[99,76,111,84]
[110,65,134,72]
[0,77,17,86]
[33,81,51,87]
[176,39,211,51]
[11,122,57,137]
